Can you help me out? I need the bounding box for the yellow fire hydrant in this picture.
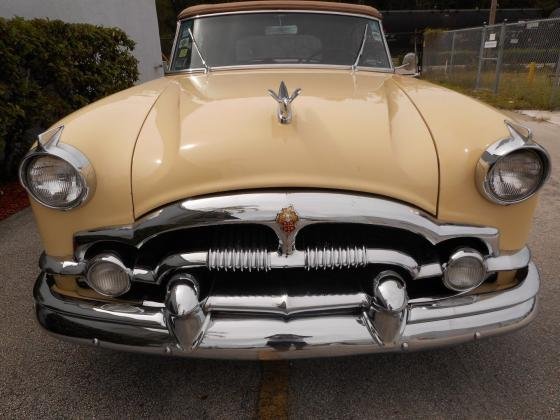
[527,62,536,84]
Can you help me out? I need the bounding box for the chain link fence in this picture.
[422,18,560,109]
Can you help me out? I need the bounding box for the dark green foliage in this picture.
[0,17,138,181]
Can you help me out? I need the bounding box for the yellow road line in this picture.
[257,361,290,420]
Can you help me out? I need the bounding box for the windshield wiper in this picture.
[187,27,211,73]
[352,25,369,72]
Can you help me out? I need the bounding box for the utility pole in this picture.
[489,0,498,25]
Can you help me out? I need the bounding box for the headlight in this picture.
[22,155,85,209]
[476,122,550,205]
[487,150,545,202]
[19,125,95,210]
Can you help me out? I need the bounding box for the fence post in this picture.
[550,54,560,108]
[449,31,456,77]
[493,21,507,94]
[475,25,487,89]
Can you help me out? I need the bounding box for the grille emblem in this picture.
[276,205,299,234]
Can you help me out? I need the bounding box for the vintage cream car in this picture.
[21,1,550,359]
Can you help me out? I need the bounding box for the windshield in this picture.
[171,12,391,71]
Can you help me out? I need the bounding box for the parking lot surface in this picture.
[1,115,558,419]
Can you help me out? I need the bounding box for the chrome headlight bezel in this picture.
[476,121,551,205]
[19,126,96,210]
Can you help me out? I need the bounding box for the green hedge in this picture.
[0,17,139,181]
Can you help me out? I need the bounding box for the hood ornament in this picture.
[268,81,301,124]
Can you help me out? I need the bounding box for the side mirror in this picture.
[395,52,418,76]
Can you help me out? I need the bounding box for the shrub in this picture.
[0,17,139,181]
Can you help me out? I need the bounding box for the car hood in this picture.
[131,70,438,217]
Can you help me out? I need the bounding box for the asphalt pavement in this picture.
[1,114,558,419]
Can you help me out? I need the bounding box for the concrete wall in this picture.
[0,0,163,83]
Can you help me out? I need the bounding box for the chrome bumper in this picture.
[34,263,539,360]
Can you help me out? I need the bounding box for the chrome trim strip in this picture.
[73,192,500,259]
[204,292,371,316]
[34,275,166,329]
[476,121,551,205]
[182,10,384,22]
[486,246,531,272]
[408,263,539,323]
[168,10,393,74]
[352,24,369,71]
[40,252,86,276]
[34,263,539,359]
[165,64,395,76]
[415,263,443,279]
[187,27,210,73]
[40,245,531,283]
[166,20,181,73]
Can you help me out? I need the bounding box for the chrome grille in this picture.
[72,192,500,290]
[305,246,368,270]
[208,248,271,272]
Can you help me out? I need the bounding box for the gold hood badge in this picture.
[276,205,299,234]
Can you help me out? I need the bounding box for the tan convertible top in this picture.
[178,1,382,20]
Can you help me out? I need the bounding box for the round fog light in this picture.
[443,249,486,292]
[86,254,131,297]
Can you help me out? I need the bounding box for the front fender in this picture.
[395,76,539,252]
[29,78,172,257]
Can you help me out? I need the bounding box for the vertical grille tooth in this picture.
[208,249,214,268]
[305,246,367,270]
[333,248,340,268]
[249,250,255,272]
[242,250,248,272]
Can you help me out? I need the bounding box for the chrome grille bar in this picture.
[139,248,422,279]
[41,247,531,283]
[74,191,500,259]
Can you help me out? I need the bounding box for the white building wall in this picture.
[0,0,163,83]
